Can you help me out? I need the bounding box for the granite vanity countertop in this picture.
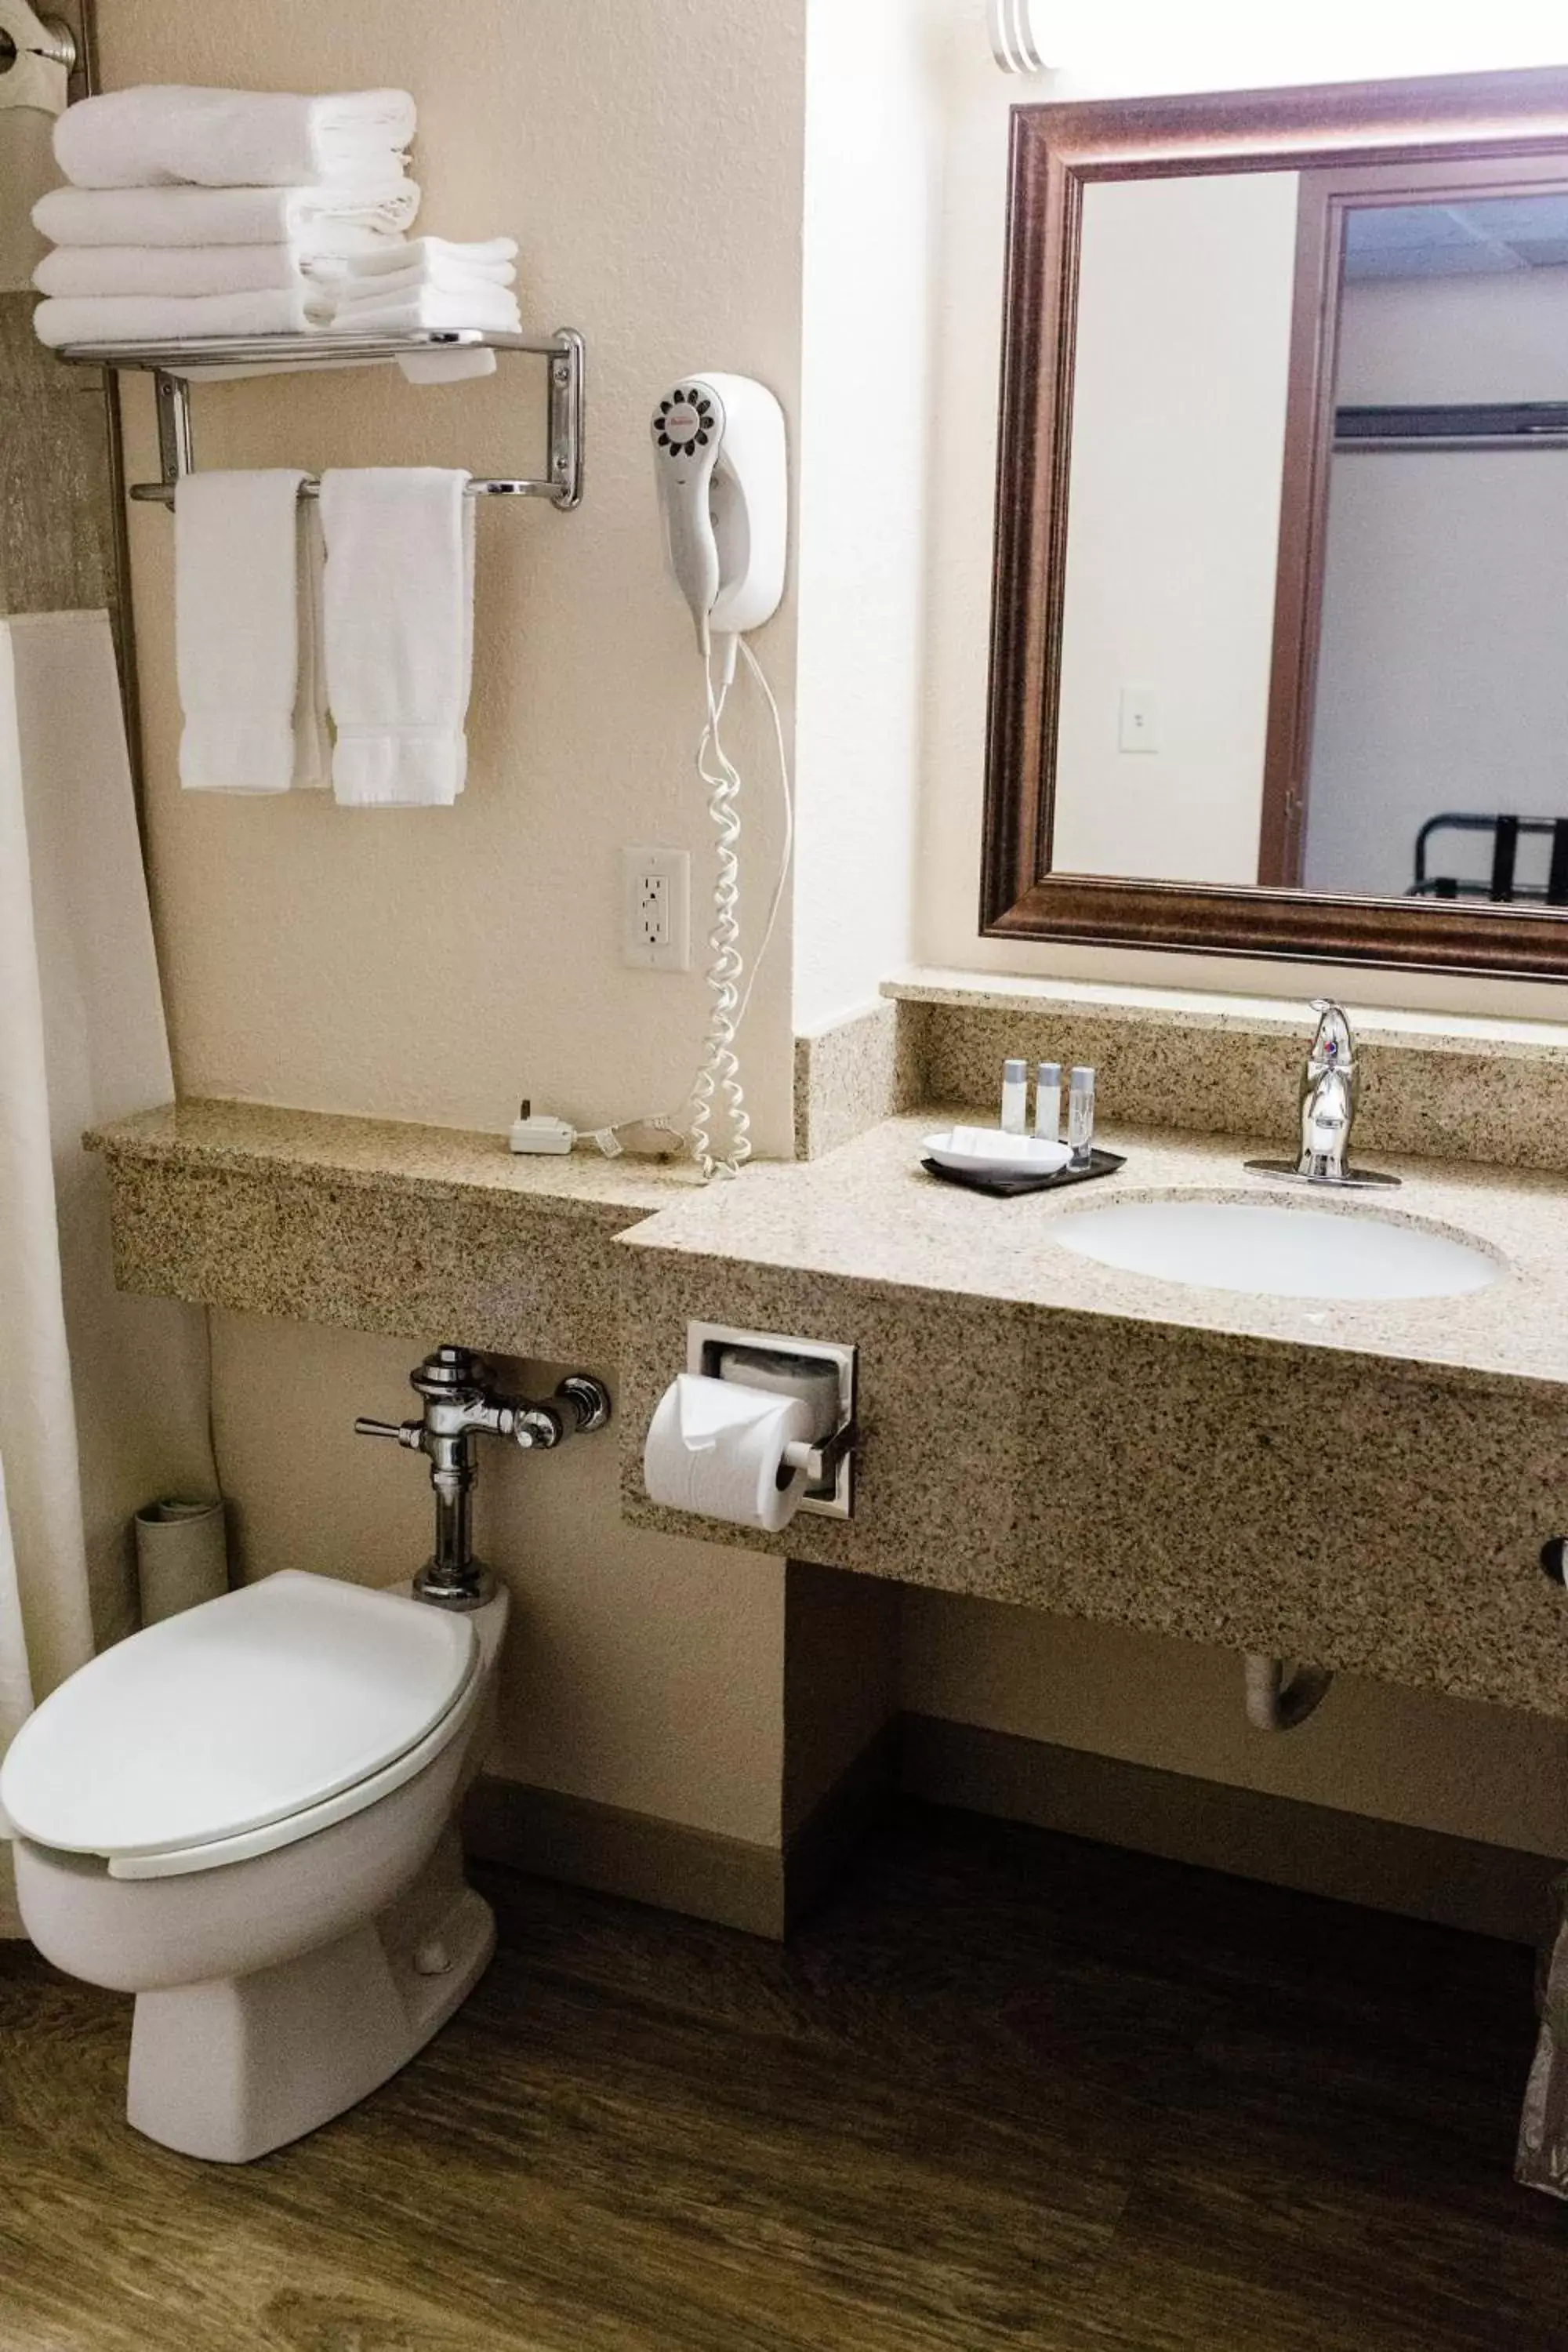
[88,1097,1568,1392]
[621,1110,1568,1395]
[85,1098,702,1219]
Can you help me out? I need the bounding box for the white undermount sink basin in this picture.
[1051,1197,1501,1302]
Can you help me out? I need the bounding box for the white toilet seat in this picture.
[104,1668,485,1878]
[0,1570,480,1879]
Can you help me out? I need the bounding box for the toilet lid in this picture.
[0,1571,478,1863]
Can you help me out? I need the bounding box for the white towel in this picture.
[31,180,419,248]
[337,235,517,278]
[319,470,474,808]
[328,286,521,336]
[53,86,416,191]
[31,240,406,297]
[33,288,336,347]
[176,471,328,794]
[315,256,517,299]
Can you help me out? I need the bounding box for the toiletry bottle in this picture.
[1000,1058,1028,1135]
[1034,1062,1062,1142]
[1067,1065,1095,1167]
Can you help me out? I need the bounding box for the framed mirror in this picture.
[982,68,1568,976]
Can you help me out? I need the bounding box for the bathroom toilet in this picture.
[0,1569,509,2163]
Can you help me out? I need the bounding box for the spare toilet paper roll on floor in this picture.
[135,1497,229,1624]
[643,1374,815,1534]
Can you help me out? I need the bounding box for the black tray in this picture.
[920,1146,1126,1199]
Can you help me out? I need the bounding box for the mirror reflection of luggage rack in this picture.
[1410,814,1568,905]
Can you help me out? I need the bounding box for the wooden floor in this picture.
[1,1802,1564,2351]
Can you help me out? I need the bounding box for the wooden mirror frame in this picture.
[982,66,1568,978]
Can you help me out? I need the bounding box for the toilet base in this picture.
[125,1830,495,2162]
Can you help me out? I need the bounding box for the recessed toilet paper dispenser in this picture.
[642,1324,858,1530]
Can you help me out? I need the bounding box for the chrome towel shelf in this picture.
[53,328,585,510]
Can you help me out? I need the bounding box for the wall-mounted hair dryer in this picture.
[651,373,787,659]
[648,372,790,1185]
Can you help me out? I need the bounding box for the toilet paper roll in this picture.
[135,1497,230,1626]
[643,1374,815,1534]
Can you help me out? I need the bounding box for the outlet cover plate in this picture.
[622,846,691,971]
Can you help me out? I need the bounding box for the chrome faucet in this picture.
[1298,999,1356,1182]
[1244,999,1399,1191]
[356,1344,612,1610]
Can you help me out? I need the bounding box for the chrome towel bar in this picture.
[53,327,585,511]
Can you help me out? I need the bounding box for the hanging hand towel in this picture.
[33,286,336,346]
[32,240,408,298]
[32,180,419,248]
[53,86,416,191]
[319,470,474,808]
[176,471,328,794]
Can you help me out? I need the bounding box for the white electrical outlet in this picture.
[622,847,691,971]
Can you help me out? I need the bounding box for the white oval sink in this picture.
[1051,1197,1500,1302]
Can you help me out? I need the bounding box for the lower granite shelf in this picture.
[86,1099,691,1362]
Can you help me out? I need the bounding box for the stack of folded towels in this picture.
[30,86,522,355]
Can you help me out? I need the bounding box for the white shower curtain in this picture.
[0,612,214,1933]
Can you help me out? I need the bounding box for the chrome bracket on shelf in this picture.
[55,328,586,511]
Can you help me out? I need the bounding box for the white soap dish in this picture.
[922,1127,1073,1180]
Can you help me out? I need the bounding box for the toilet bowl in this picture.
[0,1569,509,2163]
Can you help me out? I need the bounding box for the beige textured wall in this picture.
[0,1,125,641]
[96,0,808,1847]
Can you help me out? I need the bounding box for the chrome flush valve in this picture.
[355,1344,612,1610]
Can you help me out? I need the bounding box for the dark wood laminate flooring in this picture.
[0,1803,1563,2351]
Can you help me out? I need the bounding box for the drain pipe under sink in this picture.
[1244,1653,1334,1731]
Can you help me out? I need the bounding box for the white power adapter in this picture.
[509,1100,575,1156]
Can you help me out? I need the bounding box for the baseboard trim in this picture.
[465,1724,898,1944]
[464,1777,787,1939]
[900,1714,1563,1947]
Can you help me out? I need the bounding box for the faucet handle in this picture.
[1306,998,1354,1071]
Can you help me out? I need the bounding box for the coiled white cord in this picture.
[686,630,793,1182]
[689,640,747,1180]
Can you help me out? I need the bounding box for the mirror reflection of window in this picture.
[1303,192,1568,906]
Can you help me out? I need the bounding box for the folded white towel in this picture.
[32,239,408,298]
[32,180,419,248]
[338,234,517,278]
[176,470,328,794]
[316,256,517,299]
[33,288,336,347]
[53,86,416,191]
[328,286,521,336]
[35,242,513,303]
[319,470,474,808]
